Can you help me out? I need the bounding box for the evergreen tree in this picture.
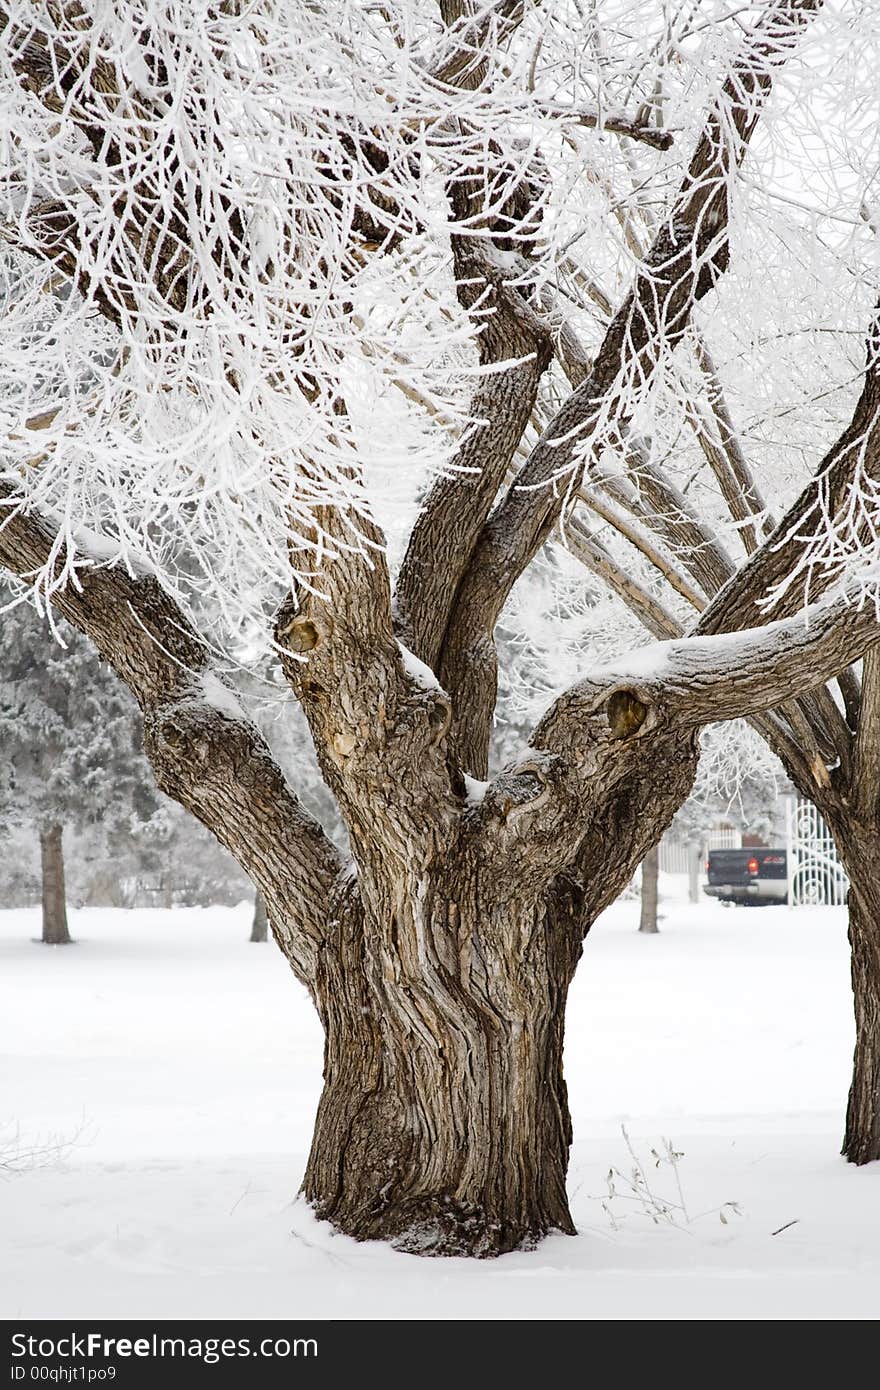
[0,589,151,939]
[0,592,177,939]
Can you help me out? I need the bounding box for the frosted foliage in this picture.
[0,1,878,664]
[681,721,784,840]
[0,582,151,831]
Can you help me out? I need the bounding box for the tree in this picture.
[1,0,879,1254]
[638,847,659,934]
[250,892,268,943]
[0,587,153,940]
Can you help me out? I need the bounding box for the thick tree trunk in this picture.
[250,892,268,943]
[302,878,578,1256]
[832,830,880,1165]
[639,845,659,933]
[40,822,71,945]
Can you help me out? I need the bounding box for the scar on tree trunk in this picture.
[250,892,268,942]
[639,845,660,934]
[40,822,71,945]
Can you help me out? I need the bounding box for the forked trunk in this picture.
[302,876,579,1256]
[40,822,71,945]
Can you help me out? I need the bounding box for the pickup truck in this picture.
[703,849,788,906]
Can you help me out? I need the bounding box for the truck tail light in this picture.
[748,857,759,875]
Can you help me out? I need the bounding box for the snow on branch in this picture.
[534,585,880,757]
[1,0,877,715]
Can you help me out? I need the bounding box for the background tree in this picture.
[1,0,879,1255]
[0,588,151,941]
[250,893,268,943]
[0,585,249,927]
[638,847,660,935]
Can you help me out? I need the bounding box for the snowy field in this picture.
[2,879,879,1322]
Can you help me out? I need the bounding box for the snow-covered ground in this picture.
[2,880,878,1320]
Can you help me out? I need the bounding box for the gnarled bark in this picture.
[843,872,880,1166]
[304,871,578,1254]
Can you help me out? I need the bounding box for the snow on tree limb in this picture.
[537,586,880,751]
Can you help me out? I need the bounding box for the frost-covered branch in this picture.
[0,486,341,987]
[436,0,820,774]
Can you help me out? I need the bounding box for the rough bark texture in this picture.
[303,872,579,1255]
[639,846,659,934]
[40,822,71,945]
[839,839,880,1165]
[4,0,873,1262]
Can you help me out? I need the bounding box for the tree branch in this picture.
[437,0,819,773]
[536,591,879,756]
[564,515,682,641]
[572,485,707,613]
[394,289,549,670]
[0,488,341,989]
[698,307,880,637]
[852,645,880,822]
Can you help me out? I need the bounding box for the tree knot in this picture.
[606,689,649,739]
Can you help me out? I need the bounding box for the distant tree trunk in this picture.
[40,822,71,945]
[687,839,702,904]
[250,892,268,942]
[639,846,659,934]
[161,874,174,910]
[87,868,127,907]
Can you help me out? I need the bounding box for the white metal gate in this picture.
[785,797,848,907]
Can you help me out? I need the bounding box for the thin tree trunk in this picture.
[40,822,71,945]
[639,845,659,933]
[844,885,880,1164]
[250,891,268,943]
[687,839,702,904]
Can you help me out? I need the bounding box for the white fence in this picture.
[785,797,848,907]
[659,825,741,875]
